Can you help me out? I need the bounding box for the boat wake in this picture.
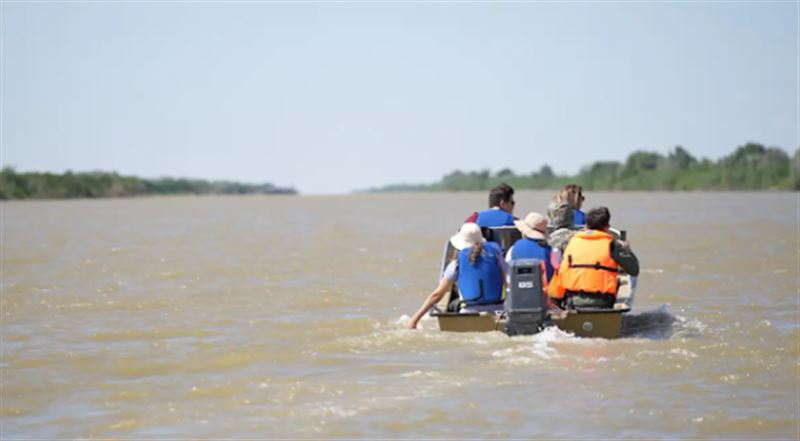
[621,305,703,339]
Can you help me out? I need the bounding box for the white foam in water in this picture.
[673,314,707,337]
[530,326,610,346]
[755,319,771,328]
[391,313,447,331]
[669,348,698,359]
[316,404,359,418]
[490,327,577,364]
[400,370,442,379]
[531,326,577,344]
[642,268,665,274]
[393,314,411,327]
[471,334,509,346]
[490,347,543,365]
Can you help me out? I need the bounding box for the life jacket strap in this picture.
[568,262,618,273]
[565,290,617,298]
[567,254,617,273]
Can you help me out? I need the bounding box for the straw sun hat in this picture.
[514,212,548,240]
[449,223,486,250]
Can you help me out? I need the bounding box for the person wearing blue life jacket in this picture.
[505,212,556,281]
[463,183,516,227]
[553,184,586,228]
[408,223,508,329]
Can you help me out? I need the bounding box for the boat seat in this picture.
[481,226,522,254]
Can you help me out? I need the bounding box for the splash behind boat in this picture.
[429,226,637,339]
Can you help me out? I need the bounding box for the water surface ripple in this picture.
[1,192,798,439]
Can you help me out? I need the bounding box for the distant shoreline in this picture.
[0,168,297,200]
[3,189,796,204]
[363,143,799,193]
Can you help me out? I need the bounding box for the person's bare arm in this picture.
[408,277,454,329]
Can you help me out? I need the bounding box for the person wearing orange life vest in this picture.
[549,206,639,308]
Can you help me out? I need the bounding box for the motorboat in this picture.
[429,226,637,338]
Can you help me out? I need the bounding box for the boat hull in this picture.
[436,312,505,333]
[550,308,626,339]
[434,307,628,338]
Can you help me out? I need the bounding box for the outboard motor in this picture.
[504,258,548,336]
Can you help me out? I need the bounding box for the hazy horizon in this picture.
[3,2,798,194]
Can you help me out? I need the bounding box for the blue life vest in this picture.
[457,242,504,306]
[510,238,554,281]
[573,209,586,227]
[476,209,514,227]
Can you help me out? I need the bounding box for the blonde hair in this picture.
[448,240,484,267]
[554,184,584,209]
[468,243,483,265]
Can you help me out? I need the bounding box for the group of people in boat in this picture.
[407,183,640,329]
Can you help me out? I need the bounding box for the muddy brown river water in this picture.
[1,191,798,439]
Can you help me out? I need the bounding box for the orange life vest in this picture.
[553,230,618,298]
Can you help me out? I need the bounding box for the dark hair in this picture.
[488,183,514,208]
[586,207,611,230]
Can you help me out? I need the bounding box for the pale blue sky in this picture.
[2,1,797,194]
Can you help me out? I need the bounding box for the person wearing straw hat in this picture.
[407,223,508,329]
[506,212,555,281]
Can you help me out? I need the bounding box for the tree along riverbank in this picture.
[0,168,297,200]
[367,143,799,193]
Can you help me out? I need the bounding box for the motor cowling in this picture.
[504,258,548,336]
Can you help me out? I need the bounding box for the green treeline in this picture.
[0,168,297,200]
[371,143,799,192]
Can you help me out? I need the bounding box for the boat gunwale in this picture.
[430,306,631,318]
